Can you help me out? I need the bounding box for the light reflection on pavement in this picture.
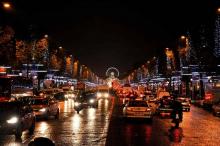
[0,97,114,146]
[1,97,220,146]
[156,105,220,146]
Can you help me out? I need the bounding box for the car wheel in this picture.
[55,109,59,119]
[29,120,35,134]
[15,125,22,139]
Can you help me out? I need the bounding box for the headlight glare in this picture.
[75,102,80,106]
[7,117,18,124]
[97,93,102,97]
[39,108,46,112]
[104,93,109,98]
[89,99,95,103]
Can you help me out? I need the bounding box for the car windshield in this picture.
[31,99,48,105]
[128,101,148,107]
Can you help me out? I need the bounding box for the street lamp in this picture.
[2,2,11,9]
[217,8,220,13]
[165,48,174,92]
[43,34,50,71]
[181,35,186,40]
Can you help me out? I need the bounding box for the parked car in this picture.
[123,100,153,121]
[212,102,220,116]
[30,97,59,119]
[176,97,191,112]
[0,100,36,139]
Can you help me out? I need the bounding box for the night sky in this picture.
[10,0,220,77]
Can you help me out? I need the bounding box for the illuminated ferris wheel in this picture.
[106,67,120,78]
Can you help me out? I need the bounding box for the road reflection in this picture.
[60,99,74,113]
[71,114,81,131]
[87,108,96,120]
[124,122,153,145]
[0,96,114,146]
[38,121,49,136]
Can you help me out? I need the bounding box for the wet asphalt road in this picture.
[0,98,114,146]
[105,98,220,146]
[0,96,220,146]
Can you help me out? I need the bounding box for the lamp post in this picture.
[73,60,79,78]
[178,35,192,98]
[2,2,11,9]
[165,48,174,92]
[44,34,50,71]
[59,46,66,74]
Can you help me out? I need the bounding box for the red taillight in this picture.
[205,94,213,100]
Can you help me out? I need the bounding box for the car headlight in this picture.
[104,93,109,98]
[89,99,95,103]
[7,117,18,124]
[97,93,102,97]
[146,108,151,111]
[39,108,46,112]
[74,102,80,107]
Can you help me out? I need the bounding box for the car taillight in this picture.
[205,93,213,100]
